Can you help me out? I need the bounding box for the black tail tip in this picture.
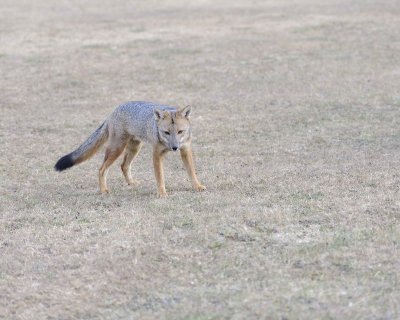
[55,154,74,171]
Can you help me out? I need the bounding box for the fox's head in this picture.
[154,106,192,151]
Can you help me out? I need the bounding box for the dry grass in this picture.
[1,0,399,319]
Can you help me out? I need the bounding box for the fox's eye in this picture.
[164,131,170,135]
[178,130,184,134]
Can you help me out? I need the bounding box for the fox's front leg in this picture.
[180,145,206,191]
[153,145,167,197]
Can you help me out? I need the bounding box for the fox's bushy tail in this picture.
[55,122,108,171]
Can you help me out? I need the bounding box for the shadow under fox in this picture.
[55,101,206,197]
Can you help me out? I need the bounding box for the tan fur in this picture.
[56,102,205,196]
[151,105,206,196]
[75,128,109,165]
[99,142,127,193]
[121,139,143,185]
[180,146,206,191]
[153,144,167,197]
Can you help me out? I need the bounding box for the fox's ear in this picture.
[179,105,192,119]
[154,108,167,120]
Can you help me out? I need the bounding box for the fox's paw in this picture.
[127,179,141,186]
[157,190,168,198]
[195,184,207,191]
[100,188,110,194]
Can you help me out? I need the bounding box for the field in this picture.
[1,0,399,319]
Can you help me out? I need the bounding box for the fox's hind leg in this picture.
[99,137,127,193]
[121,138,143,185]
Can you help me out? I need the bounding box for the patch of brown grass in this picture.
[1,0,399,319]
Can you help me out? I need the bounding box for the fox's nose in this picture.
[172,147,178,151]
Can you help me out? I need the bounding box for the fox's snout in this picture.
[170,134,180,151]
[170,141,179,151]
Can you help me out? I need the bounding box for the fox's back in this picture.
[109,101,177,142]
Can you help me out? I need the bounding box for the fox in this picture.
[54,101,206,197]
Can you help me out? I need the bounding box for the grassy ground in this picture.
[1,0,399,319]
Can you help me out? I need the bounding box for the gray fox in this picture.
[55,101,206,197]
